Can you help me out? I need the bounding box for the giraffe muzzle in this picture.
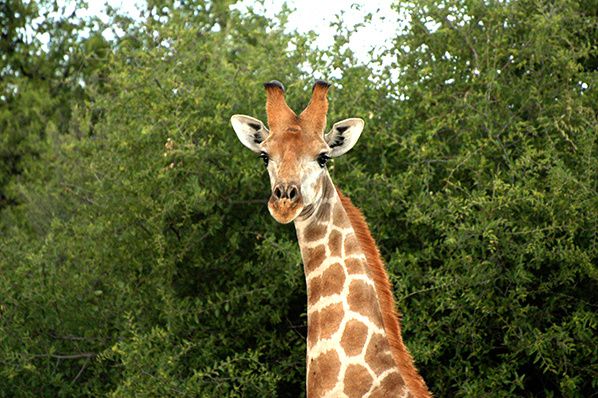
[273,183,299,201]
[268,182,304,224]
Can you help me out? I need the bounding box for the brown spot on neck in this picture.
[366,333,398,376]
[345,258,367,275]
[320,263,345,296]
[347,280,383,328]
[318,302,344,339]
[307,263,345,306]
[343,233,361,256]
[332,201,351,228]
[308,350,341,398]
[340,320,369,356]
[304,245,326,273]
[329,230,342,257]
[369,372,408,398]
[303,222,327,242]
[343,364,373,398]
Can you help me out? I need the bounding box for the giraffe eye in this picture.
[259,151,269,167]
[317,153,330,168]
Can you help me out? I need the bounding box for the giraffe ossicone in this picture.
[231,81,431,398]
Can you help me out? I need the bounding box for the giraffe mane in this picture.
[336,187,432,398]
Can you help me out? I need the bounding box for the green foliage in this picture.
[0,0,113,209]
[0,0,596,396]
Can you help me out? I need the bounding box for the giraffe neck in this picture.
[294,174,410,398]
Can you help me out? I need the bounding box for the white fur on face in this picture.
[266,159,278,188]
[265,155,326,207]
[299,158,326,206]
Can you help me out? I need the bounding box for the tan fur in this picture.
[265,85,297,132]
[300,82,329,134]
[337,188,432,398]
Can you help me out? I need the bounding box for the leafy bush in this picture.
[0,0,595,396]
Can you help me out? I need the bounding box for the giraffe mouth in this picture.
[268,197,304,224]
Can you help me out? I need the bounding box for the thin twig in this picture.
[33,352,96,360]
[71,357,90,384]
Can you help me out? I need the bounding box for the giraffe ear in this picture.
[230,114,269,153]
[325,118,364,157]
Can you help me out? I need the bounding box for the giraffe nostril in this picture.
[274,186,282,199]
[289,186,297,201]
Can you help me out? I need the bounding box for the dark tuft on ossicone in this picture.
[312,80,331,91]
[263,80,285,92]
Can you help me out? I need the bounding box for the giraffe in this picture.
[230,80,431,398]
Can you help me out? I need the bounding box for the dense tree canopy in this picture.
[0,0,596,396]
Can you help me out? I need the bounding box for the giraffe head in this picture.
[231,81,364,224]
